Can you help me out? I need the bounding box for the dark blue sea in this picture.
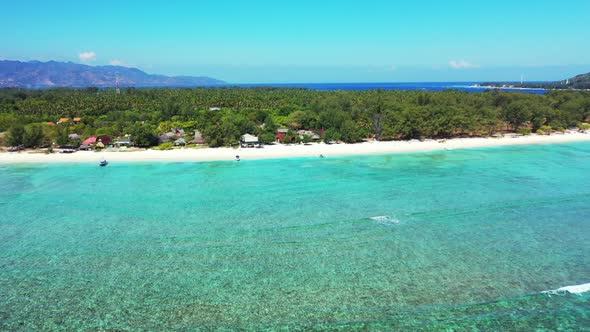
[228,82,546,94]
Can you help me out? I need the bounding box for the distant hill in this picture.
[481,72,590,90]
[0,60,225,88]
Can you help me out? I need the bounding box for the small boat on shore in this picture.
[99,159,108,167]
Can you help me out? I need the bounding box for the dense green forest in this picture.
[1,87,590,149]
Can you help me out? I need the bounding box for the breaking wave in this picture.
[542,283,590,295]
[370,215,400,226]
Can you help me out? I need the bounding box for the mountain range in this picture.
[0,60,225,88]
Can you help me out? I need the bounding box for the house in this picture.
[68,133,81,141]
[164,131,177,138]
[209,107,221,111]
[158,134,171,143]
[240,134,260,148]
[57,118,70,125]
[78,144,90,151]
[97,135,112,145]
[83,136,97,145]
[174,137,187,146]
[297,130,321,140]
[190,130,206,144]
[114,137,132,147]
[47,122,56,126]
[276,128,289,141]
[72,117,82,123]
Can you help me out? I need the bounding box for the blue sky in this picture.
[1,0,589,83]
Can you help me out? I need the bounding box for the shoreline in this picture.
[1,132,590,164]
[471,84,590,92]
[470,84,547,91]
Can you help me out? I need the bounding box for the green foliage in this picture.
[259,132,276,144]
[340,120,363,143]
[517,128,532,135]
[95,127,114,137]
[203,120,240,147]
[322,128,341,143]
[578,122,590,130]
[154,142,174,150]
[23,123,45,148]
[129,124,158,148]
[1,87,590,148]
[537,125,552,135]
[56,125,70,146]
[7,124,25,146]
[262,115,278,133]
[503,100,532,130]
[281,133,293,144]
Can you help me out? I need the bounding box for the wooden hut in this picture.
[240,134,260,148]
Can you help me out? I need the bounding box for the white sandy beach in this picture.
[1,132,590,164]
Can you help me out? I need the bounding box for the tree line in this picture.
[1,87,589,148]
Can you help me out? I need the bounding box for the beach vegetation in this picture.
[22,123,45,148]
[55,125,70,146]
[129,124,158,148]
[323,128,342,143]
[502,100,532,130]
[281,133,293,144]
[537,125,552,135]
[154,142,174,150]
[517,128,532,135]
[6,124,25,146]
[302,134,313,144]
[1,88,590,148]
[259,132,276,144]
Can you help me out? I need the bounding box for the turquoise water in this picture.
[1,143,590,330]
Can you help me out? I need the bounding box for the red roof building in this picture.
[97,135,112,145]
[276,132,287,141]
[83,137,97,145]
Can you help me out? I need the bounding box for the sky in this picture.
[1,0,589,83]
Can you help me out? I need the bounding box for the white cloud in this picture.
[449,59,480,69]
[109,59,127,67]
[79,51,97,62]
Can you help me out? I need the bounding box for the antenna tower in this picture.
[115,74,121,95]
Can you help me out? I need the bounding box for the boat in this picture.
[99,159,108,167]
